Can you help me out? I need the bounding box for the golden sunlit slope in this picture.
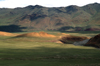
[16,31,56,37]
[0,31,18,36]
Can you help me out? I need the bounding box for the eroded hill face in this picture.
[59,35,90,44]
[84,34,100,48]
[0,3,100,31]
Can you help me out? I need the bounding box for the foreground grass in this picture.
[0,31,100,66]
[0,59,100,66]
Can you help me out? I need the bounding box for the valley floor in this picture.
[0,31,100,66]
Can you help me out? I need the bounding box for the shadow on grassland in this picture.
[0,25,26,32]
[0,47,100,66]
[0,47,99,59]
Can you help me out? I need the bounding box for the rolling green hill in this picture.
[0,3,100,32]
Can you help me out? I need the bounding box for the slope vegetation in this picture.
[0,3,100,31]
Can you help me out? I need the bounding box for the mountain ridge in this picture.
[0,3,100,32]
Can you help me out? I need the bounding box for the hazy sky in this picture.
[0,0,100,8]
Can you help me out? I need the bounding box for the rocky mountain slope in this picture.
[0,3,100,32]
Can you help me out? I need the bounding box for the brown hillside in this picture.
[16,31,56,37]
[84,34,100,48]
[85,28,100,31]
[0,31,18,36]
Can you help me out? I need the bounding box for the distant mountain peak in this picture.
[65,5,80,13]
[25,5,44,9]
[84,2,100,6]
[93,2,100,5]
[25,5,34,8]
[34,5,44,8]
[66,5,79,9]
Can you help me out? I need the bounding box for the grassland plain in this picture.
[0,31,100,66]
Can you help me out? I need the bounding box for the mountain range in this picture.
[0,3,100,32]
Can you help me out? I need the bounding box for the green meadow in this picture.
[0,31,100,66]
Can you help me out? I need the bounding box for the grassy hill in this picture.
[0,3,100,32]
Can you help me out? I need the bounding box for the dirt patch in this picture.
[0,31,18,36]
[84,34,100,48]
[16,31,56,37]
